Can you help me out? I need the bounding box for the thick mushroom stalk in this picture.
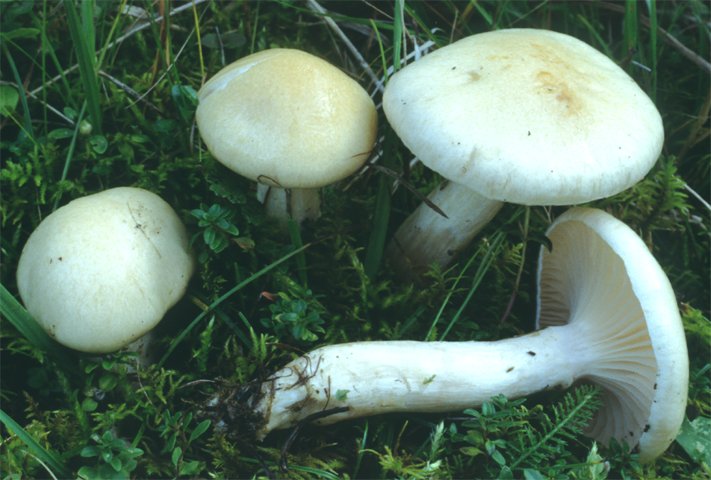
[248,208,688,463]
[387,181,503,277]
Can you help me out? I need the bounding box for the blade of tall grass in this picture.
[439,232,505,341]
[624,0,639,58]
[0,283,77,371]
[0,409,72,479]
[392,0,404,71]
[287,219,308,287]
[1,41,34,140]
[425,232,500,342]
[645,0,658,98]
[63,0,102,133]
[158,243,313,366]
[192,0,206,84]
[52,101,87,211]
[364,178,391,279]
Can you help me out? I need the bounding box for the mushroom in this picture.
[246,207,688,462]
[16,187,194,353]
[383,29,664,279]
[195,48,377,225]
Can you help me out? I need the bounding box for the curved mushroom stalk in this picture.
[256,184,321,225]
[247,208,688,463]
[387,181,502,279]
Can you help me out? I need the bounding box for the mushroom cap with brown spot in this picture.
[16,187,194,353]
[383,29,664,205]
[196,48,377,189]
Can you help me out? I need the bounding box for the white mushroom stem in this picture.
[256,184,321,225]
[253,323,603,440]
[387,181,503,278]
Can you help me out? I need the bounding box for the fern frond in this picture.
[509,385,603,471]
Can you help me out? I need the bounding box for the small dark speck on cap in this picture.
[506,367,514,373]
[527,351,536,356]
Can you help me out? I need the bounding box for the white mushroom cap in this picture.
[196,48,377,189]
[16,187,194,353]
[537,207,688,462]
[383,29,664,205]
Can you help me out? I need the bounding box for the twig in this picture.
[1,81,75,126]
[305,0,383,92]
[97,71,163,114]
[599,1,711,74]
[684,183,711,212]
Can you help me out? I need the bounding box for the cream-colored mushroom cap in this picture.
[383,29,664,205]
[196,48,377,188]
[16,187,194,353]
[537,207,688,462]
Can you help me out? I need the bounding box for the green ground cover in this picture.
[1,1,709,478]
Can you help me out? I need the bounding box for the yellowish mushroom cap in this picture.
[196,48,377,189]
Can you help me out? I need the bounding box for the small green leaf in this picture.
[109,456,122,472]
[81,397,98,412]
[89,134,108,154]
[0,85,19,117]
[80,446,100,458]
[1,27,40,40]
[48,128,75,140]
[460,446,483,457]
[171,446,182,467]
[98,373,118,391]
[189,419,211,443]
[676,416,711,467]
[335,389,349,402]
[523,468,546,480]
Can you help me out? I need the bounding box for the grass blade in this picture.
[0,409,72,479]
[63,0,102,133]
[288,219,308,287]
[364,177,391,279]
[0,283,76,370]
[645,0,658,99]
[439,232,505,341]
[158,243,313,366]
[1,42,34,140]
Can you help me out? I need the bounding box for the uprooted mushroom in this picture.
[242,207,688,463]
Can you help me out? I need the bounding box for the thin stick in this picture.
[599,1,711,74]
[305,0,383,92]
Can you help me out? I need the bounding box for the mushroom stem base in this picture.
[257,185,321,225]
